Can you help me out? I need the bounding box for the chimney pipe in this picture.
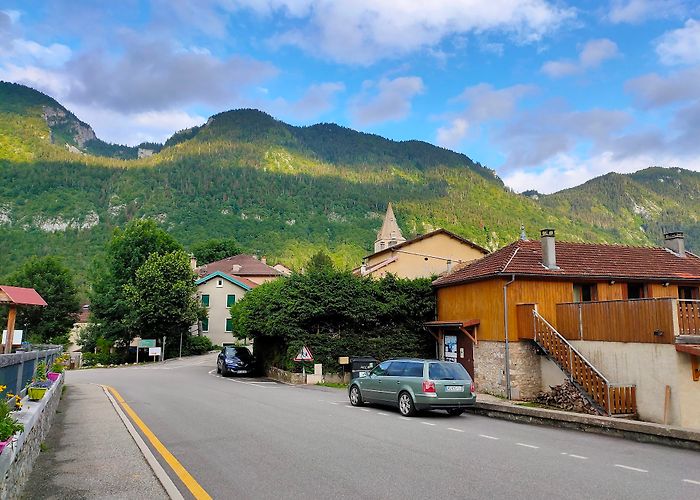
[189,254,197,270]
[664,231,685,257]
[540,228,559,270]
[261,256,267,265]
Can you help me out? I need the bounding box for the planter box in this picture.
[47,372,60,382]
[0,440,9,454]
[27,387,47,401]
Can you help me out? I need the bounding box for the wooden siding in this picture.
[437,279,506,342]
[508,279,572,337]
[556,299,675,344]
[648,283,679,298]
[515,303,536,339]
[595,282,626,301]
[678,300,700,336]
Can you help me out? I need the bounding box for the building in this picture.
[431,229,700,428]
[357,204,488,279]
[194,255,287,346]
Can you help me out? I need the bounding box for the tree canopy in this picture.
[4,256,79,345]
[190,238,243,265]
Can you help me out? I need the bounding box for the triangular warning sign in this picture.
[294,345,314,361]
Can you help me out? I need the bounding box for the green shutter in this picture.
[227,294,235,307]
[201,294,210,307]
[225,318,233,332]
[201,318,209,332]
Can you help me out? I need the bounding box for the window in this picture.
[224,346,252,360]
[679,286,700,300]
[627,283,647,299]
[201,318,209,332]
[387,361,408,376]
[225,318,233,332]
[370,361,391,377]
[403,362,424,377]
[226,294,236,307]
[216,279,223,288]
[429,362,470,381]
[573,283,596,302]
[201,294,210,307]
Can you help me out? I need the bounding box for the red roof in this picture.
[196,254,282,278]
[0,286,48,306]
[433,239,700,287]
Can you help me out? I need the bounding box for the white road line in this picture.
[614,464,648,473]
[345,405,354,408]
[479,434,499,440]
[399,417,412,421]
[682,479,700,485]
[447,428,464,433]
[377,412,388,416]
[421,422,436,426]
[361,409,371,412]
[516,443,539,449]
[330,402,339,405]
[568,454,588,460]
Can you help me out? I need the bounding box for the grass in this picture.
[40,442,48,452]
[316,382,347,389]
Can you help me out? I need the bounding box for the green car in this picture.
[348,358,476,416]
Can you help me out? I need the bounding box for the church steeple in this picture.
[374,203,406,253]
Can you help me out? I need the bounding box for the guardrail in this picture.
[0,347,62,397]
[678,299,700,336]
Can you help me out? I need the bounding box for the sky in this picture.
[1,1,700,194]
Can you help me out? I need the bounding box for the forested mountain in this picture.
[1,81,699,288]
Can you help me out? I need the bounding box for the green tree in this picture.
[189,238,243,265]
[5,256,79,345]
[89,219,183,347]
[124,251,202,355]
[305,250,335,273]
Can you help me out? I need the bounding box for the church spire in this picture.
[374,203,406,253]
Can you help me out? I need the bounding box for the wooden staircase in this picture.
[532,310,637,416]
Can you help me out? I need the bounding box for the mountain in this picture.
[1,81,698,287]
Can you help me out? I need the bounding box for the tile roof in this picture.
[195,271,258,290]
[433,239,700,287]
[0,285,48,306]
[364,228,489,260]
[196,254,282,278]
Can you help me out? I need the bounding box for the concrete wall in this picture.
[0,373,63,499]
[366,232,485,279]
[197,279,250,346]
[571,341,699,429]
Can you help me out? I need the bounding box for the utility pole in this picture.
[162,336,166,363]
[179,330,183,359]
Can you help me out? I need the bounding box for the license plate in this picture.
[236,370,248,374]
[358,371,368,378]
[445,385,463,392]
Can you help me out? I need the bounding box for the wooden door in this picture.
[457,330,474,379]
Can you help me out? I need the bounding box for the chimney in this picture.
[664,231,685,256]
[540,228,559,270]
[189,254,197,270]
[261,256,267,265]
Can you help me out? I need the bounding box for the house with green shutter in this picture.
[193,254,289,346]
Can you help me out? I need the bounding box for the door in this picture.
[362,361,391,402]
[457,330,474,379]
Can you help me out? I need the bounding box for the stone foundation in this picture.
[474,340,542,400]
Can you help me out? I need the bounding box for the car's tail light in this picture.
[470,381,475,394]
[422,380,436,393]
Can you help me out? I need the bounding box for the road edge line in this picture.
[100,384,212,499]
[99,384,185,500]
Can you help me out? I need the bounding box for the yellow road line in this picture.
[103,385,212,500]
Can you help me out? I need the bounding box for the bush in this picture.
[186,335,213,355]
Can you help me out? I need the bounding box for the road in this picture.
[68,353,700,500]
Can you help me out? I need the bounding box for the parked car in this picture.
[348,358,476,416]
[217,346,256,376]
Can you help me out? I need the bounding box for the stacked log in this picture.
[534,381,600,415]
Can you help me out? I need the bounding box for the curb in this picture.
[468,401,700,451]
[99,385,185,500]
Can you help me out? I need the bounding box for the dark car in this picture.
[217,346,256,376]
[348,358,476,416]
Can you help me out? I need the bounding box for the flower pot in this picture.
[47,372,60,382]
[28,387,48,401]
[0,439,9,454]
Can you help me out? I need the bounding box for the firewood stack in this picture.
[535,381,601,415]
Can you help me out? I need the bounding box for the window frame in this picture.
[225,318,233,332]
[201,294,210,307]
[201,317,209,332]
[226,294,236,307]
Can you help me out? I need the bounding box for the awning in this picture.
[0,285,48,306]
[676,344,700,382]
[424,320,480,345]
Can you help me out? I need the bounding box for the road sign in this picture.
[294,345,313,362]
[139,339,156,348]
[149,347,162,357]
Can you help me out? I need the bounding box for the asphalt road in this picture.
[68,353,700,500]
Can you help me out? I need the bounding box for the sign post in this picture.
[149,346,162,362]
[137,339,156,364]
[293,345,314,381]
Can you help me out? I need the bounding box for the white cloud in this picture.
[655,18,700,65]
[625,66,700,108]
[608,0,687,24]
[437,118,469,148]
[261,82,345,121]
[242,0,575,65]
[541,38,619,77]
[350,76,424,125]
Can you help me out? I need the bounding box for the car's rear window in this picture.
[429,362,470,381]
[403,362,423,377]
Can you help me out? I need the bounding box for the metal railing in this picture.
[533,310,636,415]
[0,347,62,397]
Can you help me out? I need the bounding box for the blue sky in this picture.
[1,1,700,193]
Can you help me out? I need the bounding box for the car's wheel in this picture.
[216,363,221,374]
[398,391,416,417]
[447,408,464,416]
[221,365,227,377]
[349,385,364,407]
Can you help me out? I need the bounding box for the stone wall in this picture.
[266,366,305,384]
[474,340,542,400]
[0,373,63,500]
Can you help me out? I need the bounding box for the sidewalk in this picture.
[21,383,168,499]
[470,392,700,451]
